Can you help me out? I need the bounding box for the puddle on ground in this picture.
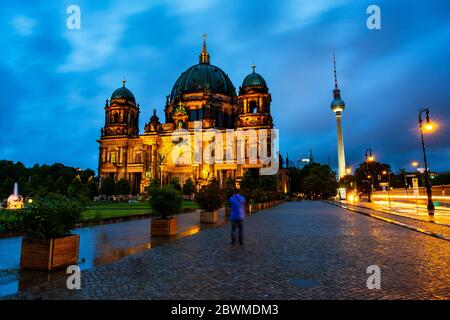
[0,209,229,297]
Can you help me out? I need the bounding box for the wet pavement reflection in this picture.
[0,209,229,297]
[345,200,450,225]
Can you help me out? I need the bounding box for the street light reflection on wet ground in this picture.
[0,209,229,297]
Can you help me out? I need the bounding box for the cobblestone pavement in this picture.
[7,201,450,300]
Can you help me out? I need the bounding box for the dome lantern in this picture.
[199,33,210,65]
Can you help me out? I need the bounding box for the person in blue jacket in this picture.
[228,190,246,245]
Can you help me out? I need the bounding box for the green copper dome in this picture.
[170,63,236,99]
[111,81,136,103]
[242,71,267,88]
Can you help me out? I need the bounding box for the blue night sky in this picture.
[0,0,449,173]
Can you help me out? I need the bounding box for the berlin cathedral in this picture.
[98,36,287,194]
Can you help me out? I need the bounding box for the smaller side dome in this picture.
[242,64,267,88]
[111,80,136,103]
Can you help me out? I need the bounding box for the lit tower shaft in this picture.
[331,51,346,179]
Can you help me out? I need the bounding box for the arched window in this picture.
[249,101,258,113]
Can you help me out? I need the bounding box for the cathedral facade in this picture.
[97,38,281,194]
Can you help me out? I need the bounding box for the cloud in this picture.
[0,0,449,173]
[273,0,349,34]
[11,15,36,36]
[58,1,156,72]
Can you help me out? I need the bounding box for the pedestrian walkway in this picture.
[6,201,450,300]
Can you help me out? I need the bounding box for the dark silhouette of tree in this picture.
[299,163,338,199]
[182,178,196,196]
[354,161,391,193]
[115,178,131,195]
[0,160,98,201]
[99,176,116,196]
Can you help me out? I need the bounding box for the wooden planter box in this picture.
[200,211,218,224]
[151,217,177,236]
[20,234,80,271]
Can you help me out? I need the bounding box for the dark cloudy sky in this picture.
[0,0,449,173]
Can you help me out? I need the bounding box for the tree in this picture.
[299,163,338,199]
[182,178,196,196]
[354,161,391,193]
[115,178,131,195]
[99,176,116,196]
[288,167,302,193]
[86,176,99,199]
[434,172,450,186]
[169,178,182,191]
[0,160,99,200]
[240,170,258,190]
[67,175,90,204]
[260,175,277,192]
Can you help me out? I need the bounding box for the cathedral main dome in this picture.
[170,63,236,99]
[170,36,236,100]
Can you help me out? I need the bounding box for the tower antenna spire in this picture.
[333,49,339,91]
[333,50,341,99]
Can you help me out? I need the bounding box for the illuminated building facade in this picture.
[97,37,282,194]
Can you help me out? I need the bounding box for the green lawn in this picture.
[81,200,198,221]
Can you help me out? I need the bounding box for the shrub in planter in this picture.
[18,194,83,271]
[0,209,21,234]
[195,180,226,223]
[149,186,183,236]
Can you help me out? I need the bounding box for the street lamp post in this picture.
[365,148,374,203]
[418,107,435,214]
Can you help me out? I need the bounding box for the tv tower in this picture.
[330,51,346,179]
